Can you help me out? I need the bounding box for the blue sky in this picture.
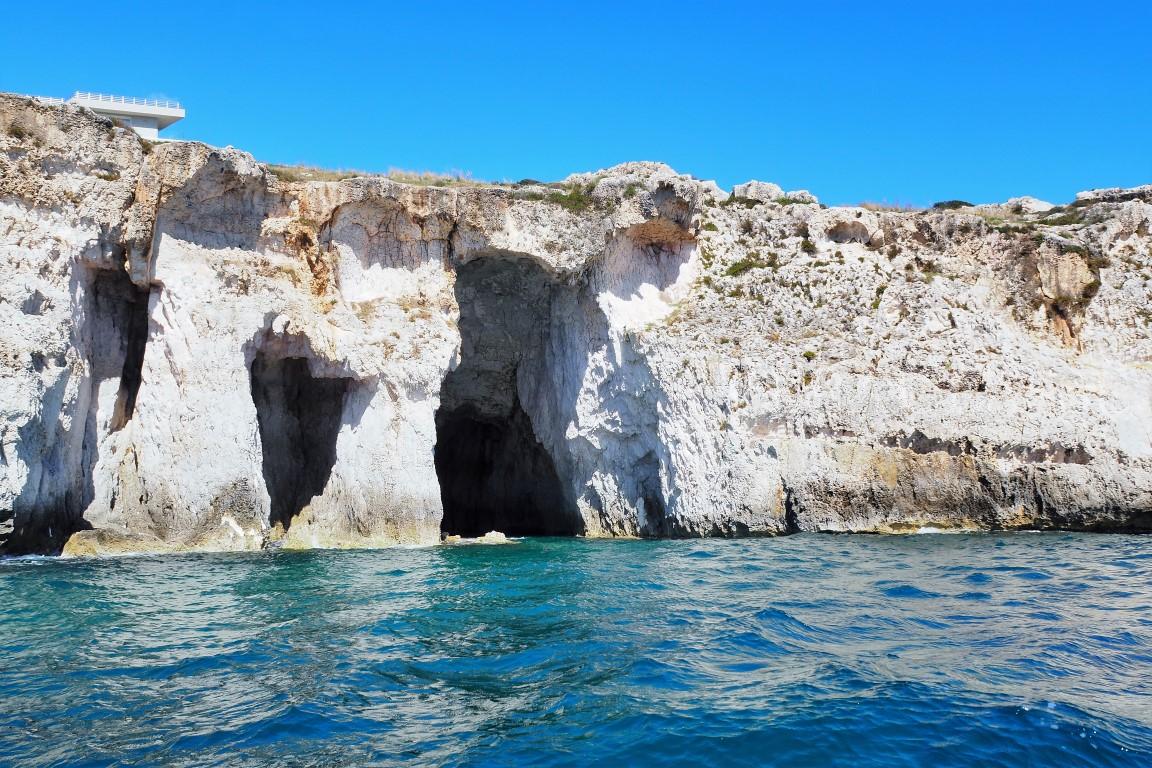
[3,1,1149,206]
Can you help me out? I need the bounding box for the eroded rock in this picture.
[1,92,1150,555]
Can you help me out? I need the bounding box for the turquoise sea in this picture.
[1,533,1150,767]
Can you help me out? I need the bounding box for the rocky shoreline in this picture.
[1,93,1150,556]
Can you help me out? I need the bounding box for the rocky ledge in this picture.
[1,93,1150,556]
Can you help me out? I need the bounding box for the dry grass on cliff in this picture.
[384,168,490,187]
[266,163,491,187]
[267,164,366,182]
[858,201,925,212]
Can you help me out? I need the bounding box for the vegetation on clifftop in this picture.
[266,164,490,187]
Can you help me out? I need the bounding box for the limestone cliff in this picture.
[1,93,1149,556]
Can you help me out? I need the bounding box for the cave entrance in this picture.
[250,354,348,530]
[435,399,577,537]
[434,257,582,538]
[86,268,150,432]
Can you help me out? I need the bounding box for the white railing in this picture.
[34,96,66,105]
[70,91,182,109]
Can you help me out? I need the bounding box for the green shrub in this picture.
[932,200,973,210]
[724,261,752,277]
[871,284,887,310]
[913,258,942,282]
[802,350,817,361]
[701,221,719,232]
[725,256,761,277]
[993,222,1033,235]
[545,181,599,213]
[1041,209,1085,226]
[724,250,778,277]
[801,238,817,254]
[1086,252,1112,269]
[720,195,760,209]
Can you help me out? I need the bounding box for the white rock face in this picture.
[1005,196,1055,214]
[1,94,1150,555]
[733,181,784,202]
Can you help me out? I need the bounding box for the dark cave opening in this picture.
[435,400,579,537]
[249,354,348,529]
[88,269,150,432]
[434,257,582,537]
[109,283,149,432]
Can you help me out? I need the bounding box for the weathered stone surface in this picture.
[1,93,1150,555]
[1074,185,1152,205]
[733,181,784,202]
[782,189,819,204]
[1005,196,1055,214]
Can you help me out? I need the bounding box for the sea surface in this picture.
[1,533,1150,767]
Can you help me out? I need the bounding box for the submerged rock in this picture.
[441,531,514,546]
[1,93,1150,555]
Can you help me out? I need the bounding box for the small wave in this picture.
[880,584,944,599]
[913,526,978,534]
[0,554,58,565]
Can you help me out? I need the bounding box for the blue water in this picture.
[1,534,1151,767]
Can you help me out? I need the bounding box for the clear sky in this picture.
[3,1,1149,206]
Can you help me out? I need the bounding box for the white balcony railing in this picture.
[70,91,182,110]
